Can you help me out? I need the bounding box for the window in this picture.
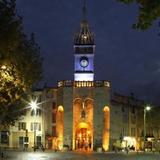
[24,137,29,143]
[131,128,136,136]
[19,137,23,147]
[36,109,41,116]
[75,47,93,54]
[31,122,41,131]
[18,136,29,147]
[36,136,41,147]
[37,95,42,103]
[52,102,56,110]
[18,122,26,130]
[0,131,9,144]
[131,115,136,124]
[122,128,126,136]
[131,106,135,114]
[31,109,41,116]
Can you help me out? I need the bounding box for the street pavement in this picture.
[1,150,160,160]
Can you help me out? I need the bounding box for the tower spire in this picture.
[83,0,87,20]
[74,0,94,45]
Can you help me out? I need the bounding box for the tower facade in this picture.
[74,0,95,81]
[56,0,110,151]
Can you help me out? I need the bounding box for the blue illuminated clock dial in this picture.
[80,57,89,68]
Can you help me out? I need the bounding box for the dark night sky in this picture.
[16,0,160,104]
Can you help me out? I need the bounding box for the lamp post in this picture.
[29,100,38,150]
[143,105,151,151]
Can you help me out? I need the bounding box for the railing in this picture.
[58,80,110,88]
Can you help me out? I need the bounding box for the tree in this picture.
[0,0,42,126]
[117,0,160,30]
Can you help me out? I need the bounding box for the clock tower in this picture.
[74,0,95,81]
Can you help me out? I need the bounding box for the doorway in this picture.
[36,136,41,147]
[75,127,91,150]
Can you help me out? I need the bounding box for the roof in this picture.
[74,20,95,45]
[74,0,94,45]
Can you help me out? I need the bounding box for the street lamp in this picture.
[143,105,151,150]
[29,100,38,112]
[29,99,38,151]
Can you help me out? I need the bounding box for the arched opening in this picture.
[103,106,110,151]
[55,105,64,150]
[75,122,92,150]
[73,98,93,151]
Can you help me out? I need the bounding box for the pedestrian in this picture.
[23,143,28,151]
[114,146,118,153]
[125,146,129,154]
[85,141,88,151]
[40,143,45,152]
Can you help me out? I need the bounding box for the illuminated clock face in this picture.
[80,57,89,68]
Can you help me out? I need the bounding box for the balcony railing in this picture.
[58,80,110,88]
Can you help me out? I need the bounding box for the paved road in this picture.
[1,151,160,160]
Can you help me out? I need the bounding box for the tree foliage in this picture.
[117,0,160,30]
[0,0,42,126]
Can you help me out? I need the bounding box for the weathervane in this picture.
[83,0,87,20]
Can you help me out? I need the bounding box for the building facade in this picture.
[1,0,160,152]
[52,1,111,151]
[110,93,143,150]
[8,90,45,149]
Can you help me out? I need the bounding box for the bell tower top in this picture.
[74,0,95,46]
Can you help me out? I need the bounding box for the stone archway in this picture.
[73,98,93,151]
[75,122,92,150]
